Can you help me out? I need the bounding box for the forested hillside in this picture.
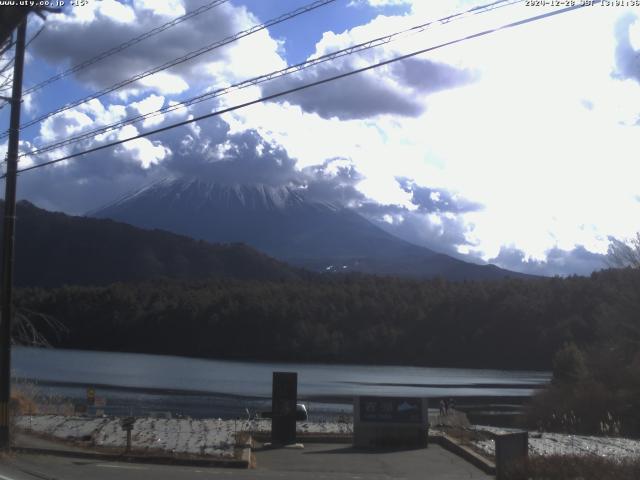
[3,200,301,287]
[15,268,640,370]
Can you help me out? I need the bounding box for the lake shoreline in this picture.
[16,345,554,373]
[12,346,550,420]
[14,378,540,404]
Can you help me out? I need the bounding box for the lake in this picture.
[11,347,550,420]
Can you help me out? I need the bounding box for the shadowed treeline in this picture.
[13,267,640,372]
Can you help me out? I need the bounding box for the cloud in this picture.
[18,99,304,213]
[15,136,167,214]
[267,70,424,120]
[357,0,411,6]
[21,94,484,261]
[340,177,485,257]
[613,12,640,83]
[359,204,478,258]
[29,0,285,97]
[296,160,483,258]
[398,178,482,214]
[115,125,172,169]
[39,99,127,143]
[16,93,612,278]
[389,57,477,92]
[166,127,301,187]
[262,16,478,120]
[268,57,476,119]
[300,170,482,257]
[490,245,607,277]
[301,158,368,205]
[15,0,631,278]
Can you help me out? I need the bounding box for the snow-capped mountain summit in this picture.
[97,177,309,212]
[91,176,410,260]
[91,176,528,280]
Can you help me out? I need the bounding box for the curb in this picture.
[253,431,495,475]
[252,432,352,444]
[235,444,253,466]
[12,445,251,468]
[297,434,352,444]
[429,433,496,475]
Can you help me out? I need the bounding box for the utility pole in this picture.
[0,19,27,449]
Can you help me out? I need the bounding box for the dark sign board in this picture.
[272,372,297,445]
[120,417,136,431]
[496,432,528,480]
[359,396,423,423]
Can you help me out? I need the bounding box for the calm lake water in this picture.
[11,347,550,419]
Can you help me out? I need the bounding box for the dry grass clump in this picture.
[506,454,640,480]
[10,387,38,416]
[235,431,251,447]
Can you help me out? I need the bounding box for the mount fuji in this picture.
[90,177,528,281]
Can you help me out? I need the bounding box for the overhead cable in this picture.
[6,0,338,138]
[23,0,231,96]
[7,2,598,178]
[22,0,521,159]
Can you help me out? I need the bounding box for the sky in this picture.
[2,0,640,276]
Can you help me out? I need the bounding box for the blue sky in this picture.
[3,0,640,276]
[17,0,409,123]
[240,0,409,64]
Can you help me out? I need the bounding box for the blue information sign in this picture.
[359,396,423,423]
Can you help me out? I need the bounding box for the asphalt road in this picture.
[0,443,492,480]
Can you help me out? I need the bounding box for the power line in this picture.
[8,2,597,178]
[23,0,231,96]
[0,41,13,58]
[1,22,48,75]
[25,24,46,49]
[0,25,44,82]
[21,0,521,159]
[23,0,518,158]
[6,0,338,139]
[0,24,47,110]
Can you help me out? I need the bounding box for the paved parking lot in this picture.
[0,441,492,480]
[255,442,493,479]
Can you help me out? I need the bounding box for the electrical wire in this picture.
[6,2,598,178]
[21,0,522,159]
[6,0,338,139]
[23,0,231,96]
[25,24,46,49]
[0,24,47,111]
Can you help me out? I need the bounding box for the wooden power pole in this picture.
[0,18,27,448]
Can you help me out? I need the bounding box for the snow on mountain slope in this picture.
[91,177,529,280]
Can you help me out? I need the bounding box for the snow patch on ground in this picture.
[15,415,352,457]
[20,415,638,460]
[471,425,640,459]
[16,415,240,457]
[252,418,352,435]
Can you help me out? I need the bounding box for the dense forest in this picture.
[14,267,640,371]
[526,340,640,437]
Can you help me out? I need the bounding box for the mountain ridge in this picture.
[91,176,531,281]
[1,199,302,288]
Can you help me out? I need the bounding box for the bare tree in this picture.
[11,308,67,347]
[0,37,14,110]
[607,233,640,268]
